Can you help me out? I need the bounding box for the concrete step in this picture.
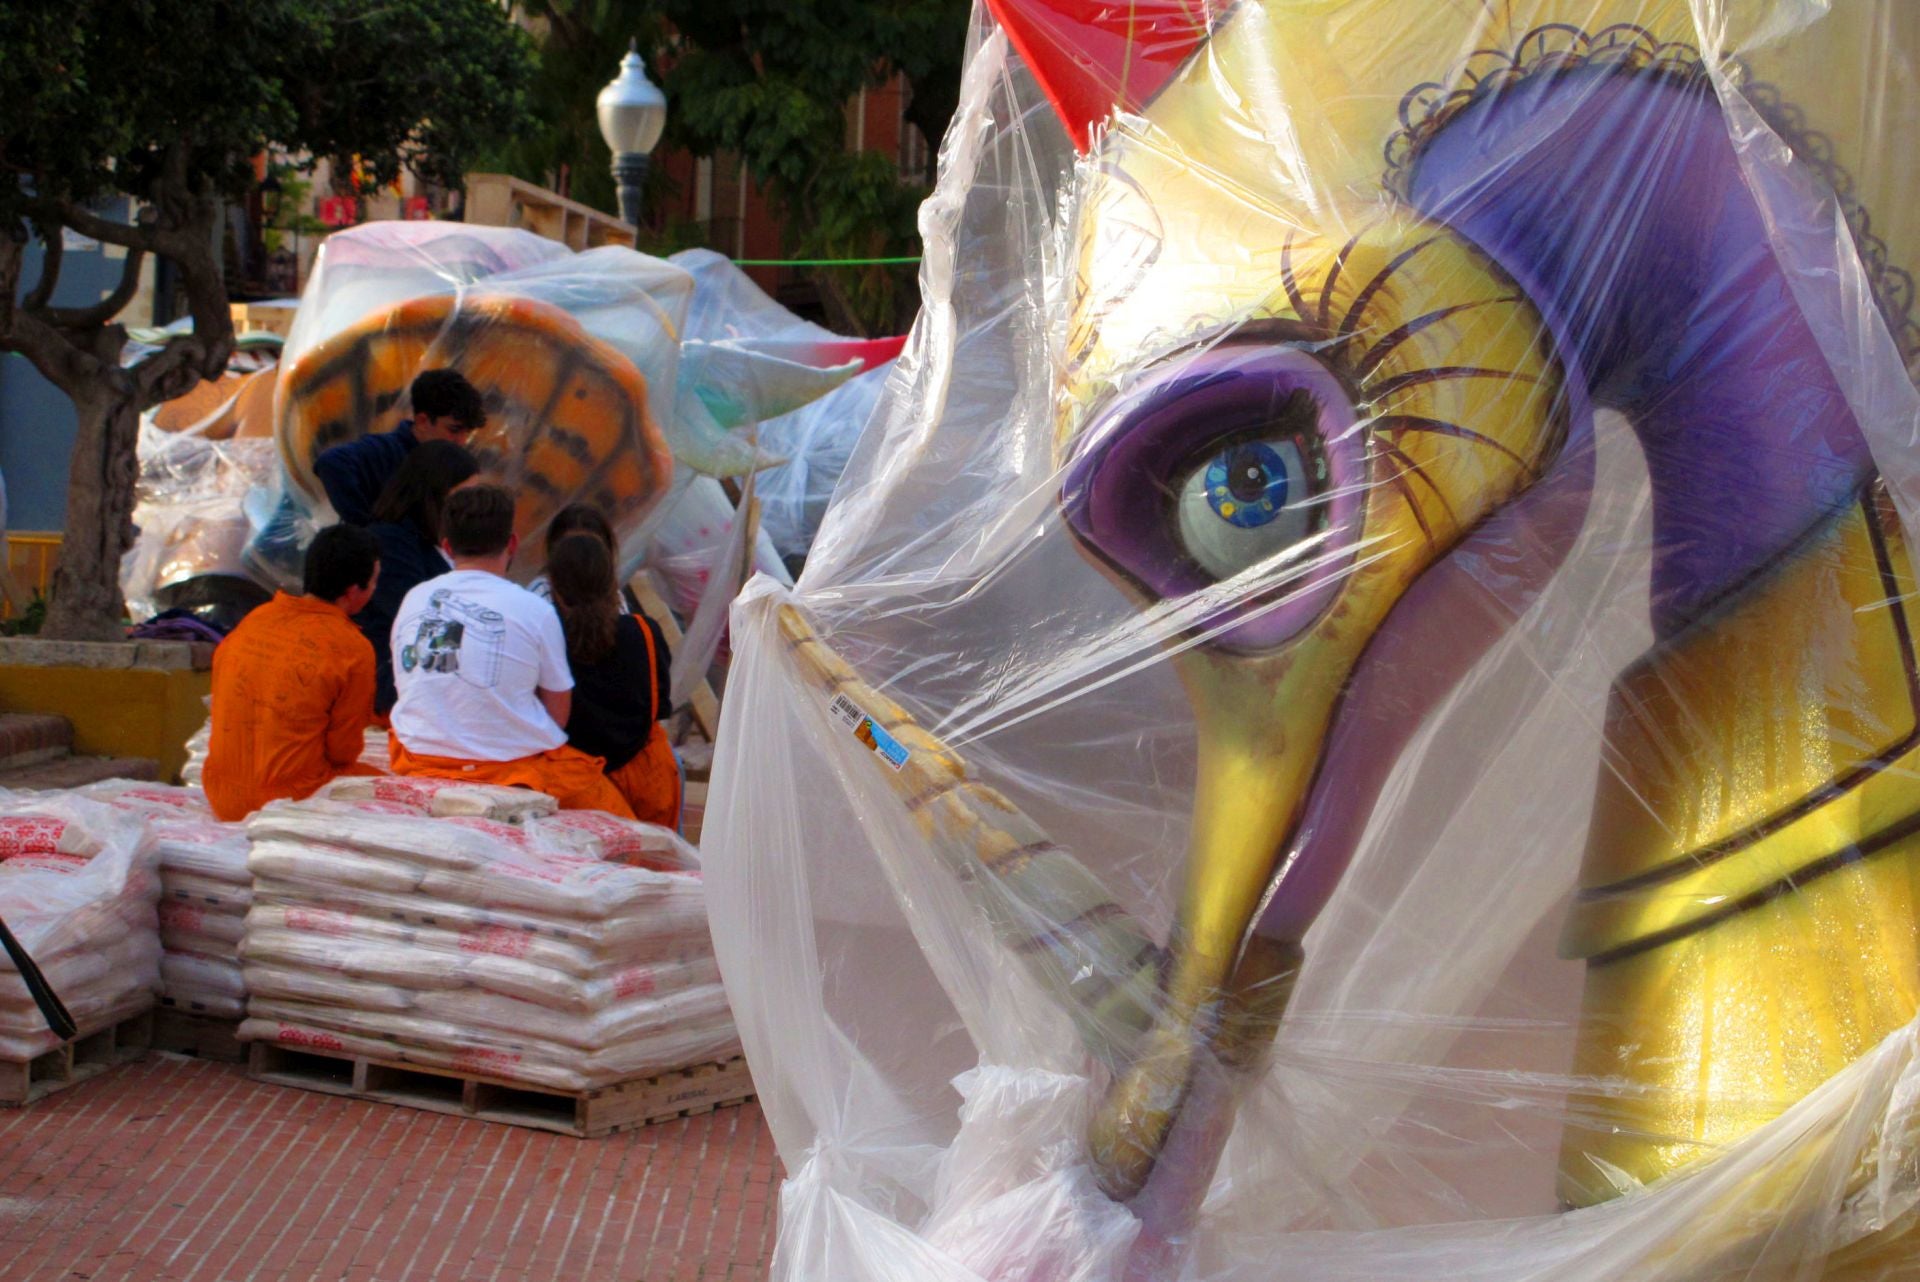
[0,754,159,792]
[0,714,74,772]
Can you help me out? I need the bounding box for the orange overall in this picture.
[605,616,682,830]
[388,736,636,819]
[204,593,379,821]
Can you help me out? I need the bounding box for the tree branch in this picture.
[129,182,230,410]
[20,230,62,314]
[44,246,146,331]
[130,332,213,405]
[3,299,102,394]
[0,236,18,339]
[36,199,163,254]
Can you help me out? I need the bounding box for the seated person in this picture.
[204,525,382,821]
[314,368,485,525]
[357,440,479,716]
[528,502,617,604]
[386,484,634,817]
[547,533,681,829]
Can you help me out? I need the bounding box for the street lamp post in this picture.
[597,40,668,230]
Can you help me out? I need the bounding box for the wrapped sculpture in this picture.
[124,221,898,616]
[703,3,1920,1279]
[259,225,895,589]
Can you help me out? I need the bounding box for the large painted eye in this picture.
[1176,433,1321,579]
[1060,343,1363,652]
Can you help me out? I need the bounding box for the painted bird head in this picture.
[993,0,1592,1196]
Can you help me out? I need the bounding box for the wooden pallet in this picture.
[151,1008,247,1064]
[0,1007,153,1107]
[247,1043,754,1138]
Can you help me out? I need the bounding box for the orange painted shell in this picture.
[275,294,674,551]
[151,367,277,440]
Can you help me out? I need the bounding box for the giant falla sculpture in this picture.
[707,4,1920,1279]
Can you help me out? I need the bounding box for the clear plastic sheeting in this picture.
[668,249,903,480]
[0,792,160,1057]
[259,223,678,589]
[244,223,885,599]
[121,419,281,623]
[702,3,1920,1280]
[756,363,895,561]
[641,472,792,623]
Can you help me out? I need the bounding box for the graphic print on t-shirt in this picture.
[397,589,506,689]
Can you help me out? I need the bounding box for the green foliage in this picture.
[495,0,969,334]
[488,2,664,216]
[0,0,536,640]
[0,593,48,639]
[0,0,535,227]
[261,164,327,255]
[656,0,969,333]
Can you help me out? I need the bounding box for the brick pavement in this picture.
[0,1052,782,1282]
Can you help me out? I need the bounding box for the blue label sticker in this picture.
[860,717,910,771]
[828,692,910,771]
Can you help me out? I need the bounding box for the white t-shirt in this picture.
[389,569,574,762]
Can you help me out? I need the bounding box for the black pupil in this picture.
[1226,447,1270,503]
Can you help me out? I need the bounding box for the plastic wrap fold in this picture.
[0,792,161,1057]
[702,3,1920,1280]
[240,223,888,599]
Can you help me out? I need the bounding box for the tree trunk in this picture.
[809,265,872,338]
[40,383,142,642]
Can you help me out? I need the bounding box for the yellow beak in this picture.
[1086,640,1348,1198]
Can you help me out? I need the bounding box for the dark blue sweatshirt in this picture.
[314,424,417,526]
[358,520,450,713]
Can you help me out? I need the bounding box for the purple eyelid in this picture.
[1061,344,1365,651]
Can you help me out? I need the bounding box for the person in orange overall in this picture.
[546,532,682,828]
[204,525,382,821]
[385,484,635,817]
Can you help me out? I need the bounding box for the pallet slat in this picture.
[247,1042,754,1138]
[0,1007,154,1107]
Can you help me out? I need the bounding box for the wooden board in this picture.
[229,302,295,338]
[151,1008,247,1064]
[248,1043,754,1138]
[463,173,637,252]
[629,575,721,741]
[680,779,709,846]
[0,1006,154,1107]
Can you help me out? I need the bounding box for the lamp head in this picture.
[597,40,667,157]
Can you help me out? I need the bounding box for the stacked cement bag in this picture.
[181,718,390,785]
[238,779,734,1091]
[0,791,161,1058]
[75,781,252,1018]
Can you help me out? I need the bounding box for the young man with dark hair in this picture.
[313,368,487,525]
[204,524,382,821]
[386,485,635,817]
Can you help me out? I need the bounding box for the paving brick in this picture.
[0,1054,782,1282]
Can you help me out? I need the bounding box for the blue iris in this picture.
[1204,442,1291,528]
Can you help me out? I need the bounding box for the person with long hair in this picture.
[546,531,681,828]
[359,440,479,714]
[528,502,619,604]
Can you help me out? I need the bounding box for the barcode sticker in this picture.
[828,693,909,771]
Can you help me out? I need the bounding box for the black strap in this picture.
[0,917,75,1042]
